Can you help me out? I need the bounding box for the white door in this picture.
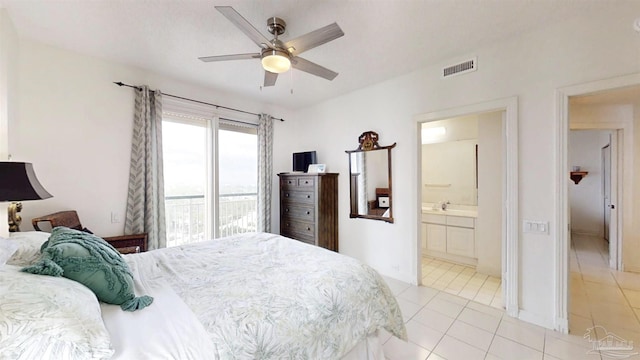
[602,132,619,270]
[602,144,610,242]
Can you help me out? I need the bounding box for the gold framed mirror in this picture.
[346,131,396,223]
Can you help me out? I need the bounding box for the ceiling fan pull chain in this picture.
[259,66,263,91]
[290,69,294,94]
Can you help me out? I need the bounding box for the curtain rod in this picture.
[113,82,284,122]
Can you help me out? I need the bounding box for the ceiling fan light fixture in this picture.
[261,49,291,73]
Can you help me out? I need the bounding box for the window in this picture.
[162,100,258,247]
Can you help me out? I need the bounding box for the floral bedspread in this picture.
[124,232,406,359]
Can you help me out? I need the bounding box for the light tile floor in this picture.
[421,256,503,309]
[380,235,640,359]
[569,233,640,350]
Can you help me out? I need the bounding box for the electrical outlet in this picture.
[523,220,549,234]
[111,212,121,224]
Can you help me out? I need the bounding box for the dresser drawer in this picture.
[281,177,299,188]
[282,190,315,204]
[282,204,315,221]
[281,219,315,242]
[280,176,316,187]
[297,177,315,187]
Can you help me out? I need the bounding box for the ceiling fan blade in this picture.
[264,71,278,87]
[284,23,344,56]
[291,57,338,81]
[198,53,260,62]
[215,6,274,49]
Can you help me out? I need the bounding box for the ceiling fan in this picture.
[199,6,344,87]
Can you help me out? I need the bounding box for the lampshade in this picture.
[261,49,291,73]
[0,162,52,201]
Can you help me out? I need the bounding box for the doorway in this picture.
[414,97,519,318]
[568,129,619,269]
[420,112,504,309]
[556,74,640,334]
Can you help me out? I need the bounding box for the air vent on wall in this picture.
[442,57,477,78]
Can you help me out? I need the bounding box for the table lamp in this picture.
[0,162,52,232]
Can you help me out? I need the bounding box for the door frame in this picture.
[415,96,519,318]
[555,73,639,333]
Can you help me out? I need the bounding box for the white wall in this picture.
[568,130,611,236]
[276,3,640,328]
[0,9,18,237]
[14,39,291,237]
[475,111,503,277]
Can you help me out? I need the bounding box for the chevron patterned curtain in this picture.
[124,86,166,249]
[257,113,274,233]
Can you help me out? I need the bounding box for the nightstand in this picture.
[103,233,148,254]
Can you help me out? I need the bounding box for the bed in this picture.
[0,230,407,359]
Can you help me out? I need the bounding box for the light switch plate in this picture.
[523,220,549,234]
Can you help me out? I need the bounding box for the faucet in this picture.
[441,201,450,211]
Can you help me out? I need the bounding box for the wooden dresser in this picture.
[278,173,338,252]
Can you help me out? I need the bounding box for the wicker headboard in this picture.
[31,210,83,231]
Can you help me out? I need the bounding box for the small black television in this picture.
[292,151,317,172]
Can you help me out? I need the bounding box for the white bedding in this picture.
[101,284,217,359]
[111,232,407,359]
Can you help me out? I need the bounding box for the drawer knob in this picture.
[285,193,290,197]
[304,181,309,184]
[285,208,289,212]
[307,227,311,231]
[306,195,310,198]
[306,211,310,215]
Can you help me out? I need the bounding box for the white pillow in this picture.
[0,238,20,265]
[0,265,114,359]
[6,231,51,266]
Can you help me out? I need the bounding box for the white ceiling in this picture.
[1,0,610,109]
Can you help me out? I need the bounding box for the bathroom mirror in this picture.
[346,131,396,223]
[422,119,478,206]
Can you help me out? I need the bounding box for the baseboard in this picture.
[379,267,418,286]
[623,265,640,274]
[423,250,477,267]
[570,230,603,237]
[475,264,501,278]
[518,310,555,330]
[555,316,569,334]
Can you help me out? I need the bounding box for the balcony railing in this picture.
[165,193,257,248]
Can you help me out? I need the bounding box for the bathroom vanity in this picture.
[421,207,478,266]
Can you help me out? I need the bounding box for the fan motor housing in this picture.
[267,17,286,36]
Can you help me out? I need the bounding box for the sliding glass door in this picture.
[217,121,258,237]
[162,116,257,246]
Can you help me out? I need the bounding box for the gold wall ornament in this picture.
[358,131,380,150]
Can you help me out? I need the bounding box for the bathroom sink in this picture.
[421,207,477,217]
